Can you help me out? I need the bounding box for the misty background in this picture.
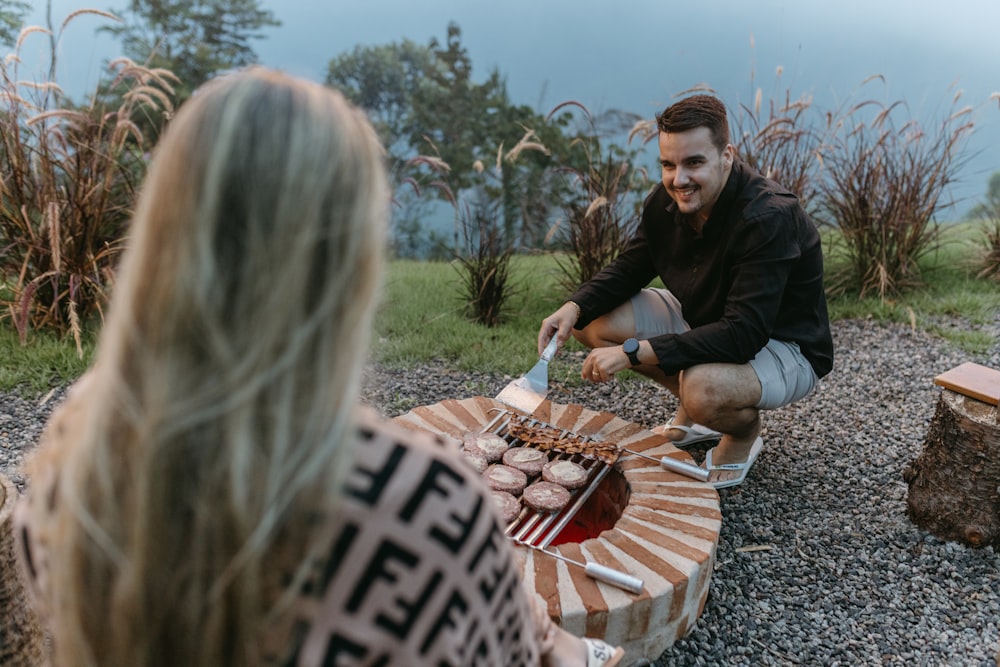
[21,0,1000,216]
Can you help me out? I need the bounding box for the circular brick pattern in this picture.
[393,396,722,662]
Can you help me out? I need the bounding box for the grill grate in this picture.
[481,409,618,549]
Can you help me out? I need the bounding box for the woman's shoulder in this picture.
[354,405,463,456]
[346,405,489,508]
[12,374,98,630]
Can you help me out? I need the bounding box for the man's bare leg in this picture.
[680,362,763,486]
[572,300,679,390]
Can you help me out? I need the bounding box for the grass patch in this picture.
[0,326,94,393]
[825,222,1000,352]
[374,255,586,384]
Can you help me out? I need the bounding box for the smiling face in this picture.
[658,126,734,229]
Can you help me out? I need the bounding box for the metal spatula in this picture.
[495,336,559,414]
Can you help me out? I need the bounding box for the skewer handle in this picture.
[583,562,645,594]
[522,541,644,594]
[656,456,711,482]
[625,448,711,482]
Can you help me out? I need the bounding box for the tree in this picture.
[327,23,571,250]
[328,25,512,184]
[0,0,29,47]
[989,172,1000,210]
[103,0,280,100]
[326,40,432,157]
[326,23,648,253]
[966,171,1000,220]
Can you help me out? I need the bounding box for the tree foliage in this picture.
[966,171,1000,220]
[0,0,29,47]
[325,39,431,156]
[103,0,280,100]
[327,23,586,252]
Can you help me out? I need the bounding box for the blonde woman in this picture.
[15,69,623,666]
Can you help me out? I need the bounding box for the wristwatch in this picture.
[623,338,641,366]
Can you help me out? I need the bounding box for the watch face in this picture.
[624,338,640,365]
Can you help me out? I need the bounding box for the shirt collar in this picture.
[700,158,746,239]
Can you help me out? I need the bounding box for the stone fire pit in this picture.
[393,396,722,663]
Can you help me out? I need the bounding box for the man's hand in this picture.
[582,345,630,383]
[537,302,579,356]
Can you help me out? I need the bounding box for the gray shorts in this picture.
[631,288,818,410]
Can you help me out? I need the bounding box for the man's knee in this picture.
[679,364,761,419]
[570,324,597,350]
[573,317,629,349]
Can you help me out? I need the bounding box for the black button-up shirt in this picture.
[570,158,834,378]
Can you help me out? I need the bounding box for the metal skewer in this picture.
[516,540,644,594]
[623,449,711,482]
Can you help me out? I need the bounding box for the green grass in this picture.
[375,255,589,386]
[0,326,95,393]
[2,222,997,395]
[824,222,1000,352]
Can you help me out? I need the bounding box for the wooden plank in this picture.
[933,362,1000,406]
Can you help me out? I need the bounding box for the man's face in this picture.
[658,126,734,227]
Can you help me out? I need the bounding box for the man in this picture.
[537,94,833,489]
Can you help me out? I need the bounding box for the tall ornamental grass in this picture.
[734,78,829,215]
[818,83,973,299]
[454,197,518,327]
[975,217,1000,283]
[0,13,177,353]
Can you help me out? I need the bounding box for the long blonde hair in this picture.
[37,68,388,665]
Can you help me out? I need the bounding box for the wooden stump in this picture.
[0,474,45,666]
[903,388,1000,547]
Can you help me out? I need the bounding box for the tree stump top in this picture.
[934,362,1000,407]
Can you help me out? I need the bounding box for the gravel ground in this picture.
[3,318,999,666]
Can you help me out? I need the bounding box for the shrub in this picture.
[975,218,1000,282]
[453,196,516,327]
[817,82,974,298]
[967,171,1000,282]
[0,17,177,352]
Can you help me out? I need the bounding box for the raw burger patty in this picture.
[462,450,489,474]
[464,432,510,462]
[541,459,589,490]
[522,481,571,513]
[491,491,522,524]
[483,464,528,495]
[502,446,547,476]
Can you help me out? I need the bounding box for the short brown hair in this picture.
[655,94,730,151]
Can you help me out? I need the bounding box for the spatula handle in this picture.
[540,335,559,362]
